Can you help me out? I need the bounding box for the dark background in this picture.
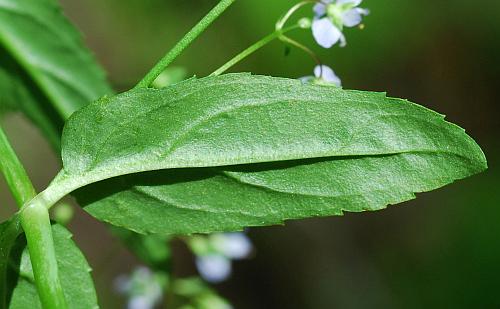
[1,0,499,308]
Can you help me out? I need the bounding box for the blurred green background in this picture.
[1,0,499,308]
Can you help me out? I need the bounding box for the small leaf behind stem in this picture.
[4,223,98,309]
[0,0,112,119]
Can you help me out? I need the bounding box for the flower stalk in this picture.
[135,0,236,88]
[210,25,300,76]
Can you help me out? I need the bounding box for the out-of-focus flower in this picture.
[115,267,165,309]
[211,233,253,260]
[300,65,342,87]
[195,254,232,284]
[190,232,253,283]
[312,0,369,48]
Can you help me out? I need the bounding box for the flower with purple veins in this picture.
[312,0,369,48]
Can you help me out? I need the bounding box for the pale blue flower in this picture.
[115,267,164,309]
[312,0,369,48]
[128,296,155,309]
[312,18,345,49]
[300,65,342,87]
[192,232,253,283]
[195,254,232,283]
[211,233,253,260]
[314,65,342,86]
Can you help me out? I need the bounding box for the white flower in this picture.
[300,65,342,87]
[312,18,345,49]
[314,65,342,86]
[195,254,232,283]
[312,0,369,48]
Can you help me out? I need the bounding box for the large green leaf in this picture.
[0,57,61,149]
[53,74,486,234]
[4,223,97,309]
[0,0,112,121]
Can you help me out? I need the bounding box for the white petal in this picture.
[213,233,252,260]
[313,0,333,17]
[342,9,361,27]
[343,8,369,27]
[339,32,347,47]
[196,255,232,283]
[313,3,326,17]
[314,65,342,86]
[312,18,342,48]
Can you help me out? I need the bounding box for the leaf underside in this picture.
[5,223,97,309]
[77,152,482,235]
[60,74,487,235]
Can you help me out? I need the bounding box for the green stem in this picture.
[209,25,299,77]
[20,203,67,309]
[135,0,236,88]
[279,35,322,67]
[0,127,36,207]
[0,126,67,309]
[275,1,316,30]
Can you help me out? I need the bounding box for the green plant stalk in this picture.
[135,0,236,88]
[0,128,36,207]
[210,25,299,76]
[20,204,67,309]
[278,34,322,67]
[0,126,67,309]
[275,0,316,30]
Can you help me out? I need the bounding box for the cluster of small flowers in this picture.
[303,0,368,86]
[115,267,165,309]
[115,267,235,309]
[190,232,253,283]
